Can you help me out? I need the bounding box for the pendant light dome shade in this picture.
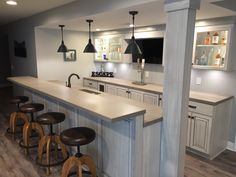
[124,11,142,55]
[84,19,97,53]
[57,25,68,53]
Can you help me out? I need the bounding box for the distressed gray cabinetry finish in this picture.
[186,99,232,159]
[23,88,161,177]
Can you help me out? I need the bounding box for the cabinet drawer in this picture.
[83,79,98,89]
[188,101,214,116]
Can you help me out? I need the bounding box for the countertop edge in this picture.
[84,77,234,105]
[8,77,147,123]
[189,96,234,106]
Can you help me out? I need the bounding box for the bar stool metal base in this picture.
[36,149,69,167]
[37,134,69,175]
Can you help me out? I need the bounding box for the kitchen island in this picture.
[8,76,162,177]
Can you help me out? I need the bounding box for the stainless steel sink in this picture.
[79,89,101,95]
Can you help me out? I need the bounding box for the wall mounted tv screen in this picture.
[132,38,164,64]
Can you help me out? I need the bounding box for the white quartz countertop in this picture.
[84,77,233,105]
[8,76,162,125]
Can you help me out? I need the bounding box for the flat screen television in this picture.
[131,38,164,64]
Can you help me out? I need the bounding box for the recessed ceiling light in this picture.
[6,0,17,5]
[96,28,101,31]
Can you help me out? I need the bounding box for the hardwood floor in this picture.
[0,87,236,177]
[185,152,236,177]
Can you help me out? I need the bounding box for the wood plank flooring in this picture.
[0,86,236,177]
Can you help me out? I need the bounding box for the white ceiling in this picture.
[42,0,236,32]
[0,0,236,31]
[0,0,76,26]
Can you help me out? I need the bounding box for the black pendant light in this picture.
[57,25,68,53]
[124,11,142,55]
[84,19,97,53]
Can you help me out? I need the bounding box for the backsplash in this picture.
[94,62,164,85]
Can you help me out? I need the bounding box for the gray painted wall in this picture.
[0,35,11,86]
[35,28,95,85]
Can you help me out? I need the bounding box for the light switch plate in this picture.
[113,68,117,73]
[145,71,149,78]
[196,77,202,85]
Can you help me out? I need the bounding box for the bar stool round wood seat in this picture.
[19,103,45,155]
[7,96,29,137]
[60,127,96,177]
[36,112,69,175]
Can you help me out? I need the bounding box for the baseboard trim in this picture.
[227,141,236,152]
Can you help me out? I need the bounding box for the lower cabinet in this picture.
[84,78,232,159]
[106,84,144,102]
[84,79,161,106]
[129,89,143,102]
[106,84,117,95]
[143,93,159,106]
[186,100,231,159]
[187,112,212,154]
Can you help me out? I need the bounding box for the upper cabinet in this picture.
[94,35,131,63]
[192,25,235,71]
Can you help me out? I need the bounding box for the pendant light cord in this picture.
[89,21,91,40]
[132,14,135,41]
[59,25,64,42]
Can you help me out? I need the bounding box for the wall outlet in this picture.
[196,77,202,85]
[145,71,149,78]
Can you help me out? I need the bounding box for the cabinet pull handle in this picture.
[89,83,92,85]
[191,116,195,120]
[188,115,191,118]
[188,105,197,109]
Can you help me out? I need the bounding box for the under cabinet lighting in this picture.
[6,0,17,5]
[129,24,135,28]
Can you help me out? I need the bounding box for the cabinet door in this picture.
[190,113,212,154]
[117,86,129,98]
[106,84,117,95]
[143,93,158,106]
[130,89,143,102]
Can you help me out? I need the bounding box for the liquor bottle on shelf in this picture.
[215,49,221,66]
[200,51,207,65]
[212,32,219,45]
[221,36,227,45]
[207,48,214,65]
[204,32,211,45]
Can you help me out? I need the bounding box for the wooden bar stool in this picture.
[60,127,96,177]
[19,103,45,155]
[36,112,69,175]
[7,96,29,138]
